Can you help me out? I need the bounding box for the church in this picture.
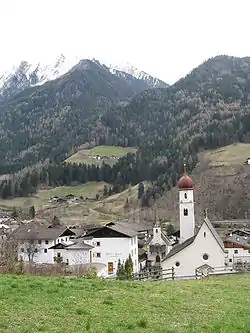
[161,166,226,277]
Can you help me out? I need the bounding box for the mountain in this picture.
[109,63,168,89]
[0,56,168,100]
[2,55,250,211]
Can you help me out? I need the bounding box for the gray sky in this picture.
[1,0,249,84]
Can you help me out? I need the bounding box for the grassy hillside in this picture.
[0,274,249,333]
[65,145,137,165]
[0,181,148,225]
[155,143,250,223]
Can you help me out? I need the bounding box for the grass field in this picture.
[0,274,249,333]
[205,142,250,167]
[66,145,137,165]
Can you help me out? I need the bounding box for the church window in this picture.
[156,255,160,263]
[156,229,158,233]
[175,261,180,267]
[203,254,209,261]
[229,259,233,263]
[204,232,206,238]
[184,193,187,199]
[184,208,188,216]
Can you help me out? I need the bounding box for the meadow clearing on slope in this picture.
[0,274,249,333]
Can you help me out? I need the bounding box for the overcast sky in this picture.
[1,0,249,83]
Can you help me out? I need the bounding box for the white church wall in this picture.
[179,189,195,243]
[162,222,225,277]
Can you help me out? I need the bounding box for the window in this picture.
[21,248,24,252]
[203,253,209,261]
[135,248,137,255]
[184,208,188,216]
[229,259,233,263]
[65,237,67,242]
[184,193,187,199]
[96,253,101,258]
[234,250,238,254]
[57,253,61,258]
[44,249,47,253]
[131,249,134,256]
[131,238,133,245]
[175,261,180,267]
[66,259,69,265]
[155,229,158,233]
[38,240,42,244]
[96,241,100,246]
[204,232,206,238]
[45,240,49,245]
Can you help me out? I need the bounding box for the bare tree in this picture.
[19,233,42,263]
[0,235,18,272]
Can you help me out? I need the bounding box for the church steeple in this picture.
[178,164,195,243]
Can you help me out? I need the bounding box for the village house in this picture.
[161,165,226,278]
[49,238,94,265]
[224,229,250,265]
[82,221,139,277]
[13,223,76,264]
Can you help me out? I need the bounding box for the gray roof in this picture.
[12,223,75,240]
[114,221,152,232]
[225,234,250,248]
[162,217,225,261]
[49,239,93,250]
[106,224,137,237]
[203,217,225,251]
[162,235,196,261]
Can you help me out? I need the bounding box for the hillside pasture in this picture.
[0,274,249,333]
[65,145,137,165]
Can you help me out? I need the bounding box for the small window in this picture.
[184,208,188,216]
[131,249,134,256]
[204,232,206,238]
[203,254,209,261]
[234,250,238,254]
[96,241,100,246]
[135,259,137,266]
[45,240,49,245]
[66,259,69,265]
[229,258,233,263]
[175,261,180,267]
[155,229,158,233]
[96,253,101,258]
[44,249,47,253]
[65,237,67,242]
[184,193,187,199]
[21,248,24,252]
[135,248,137,255]
[131,238,133,245]
[57,253,61,258]
[38,240,42,244]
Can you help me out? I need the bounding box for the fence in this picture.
[134,267,175,281]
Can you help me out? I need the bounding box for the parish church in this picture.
[161,165,226,277]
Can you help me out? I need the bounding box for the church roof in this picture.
[162,217,225,261]
[163,235,196,260]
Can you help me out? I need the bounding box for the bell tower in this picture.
[178,164,195,243]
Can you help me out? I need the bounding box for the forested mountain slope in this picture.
[2,55,250,201]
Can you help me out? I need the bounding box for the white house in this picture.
[49,238,94,265]
[82,221,139,277]
[146,223,172,266]
[161,166,226,278]
[13,223,76,264]
[224,230,250,265]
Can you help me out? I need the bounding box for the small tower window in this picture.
[184,208,188,216]
[155,229,158,233]
[184,193,187,199]
[204,232,206,238]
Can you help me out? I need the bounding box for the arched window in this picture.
[204,232,206,238]
[184,208,188,216]
[156,255,160,263]
[184,193,187,199]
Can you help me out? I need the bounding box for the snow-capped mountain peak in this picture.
[109,62,168,88]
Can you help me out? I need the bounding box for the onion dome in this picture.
[177,164,194,190]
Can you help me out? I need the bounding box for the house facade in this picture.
[13,223,76,264]
[82,222,139,277]
[224,230,250,265]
